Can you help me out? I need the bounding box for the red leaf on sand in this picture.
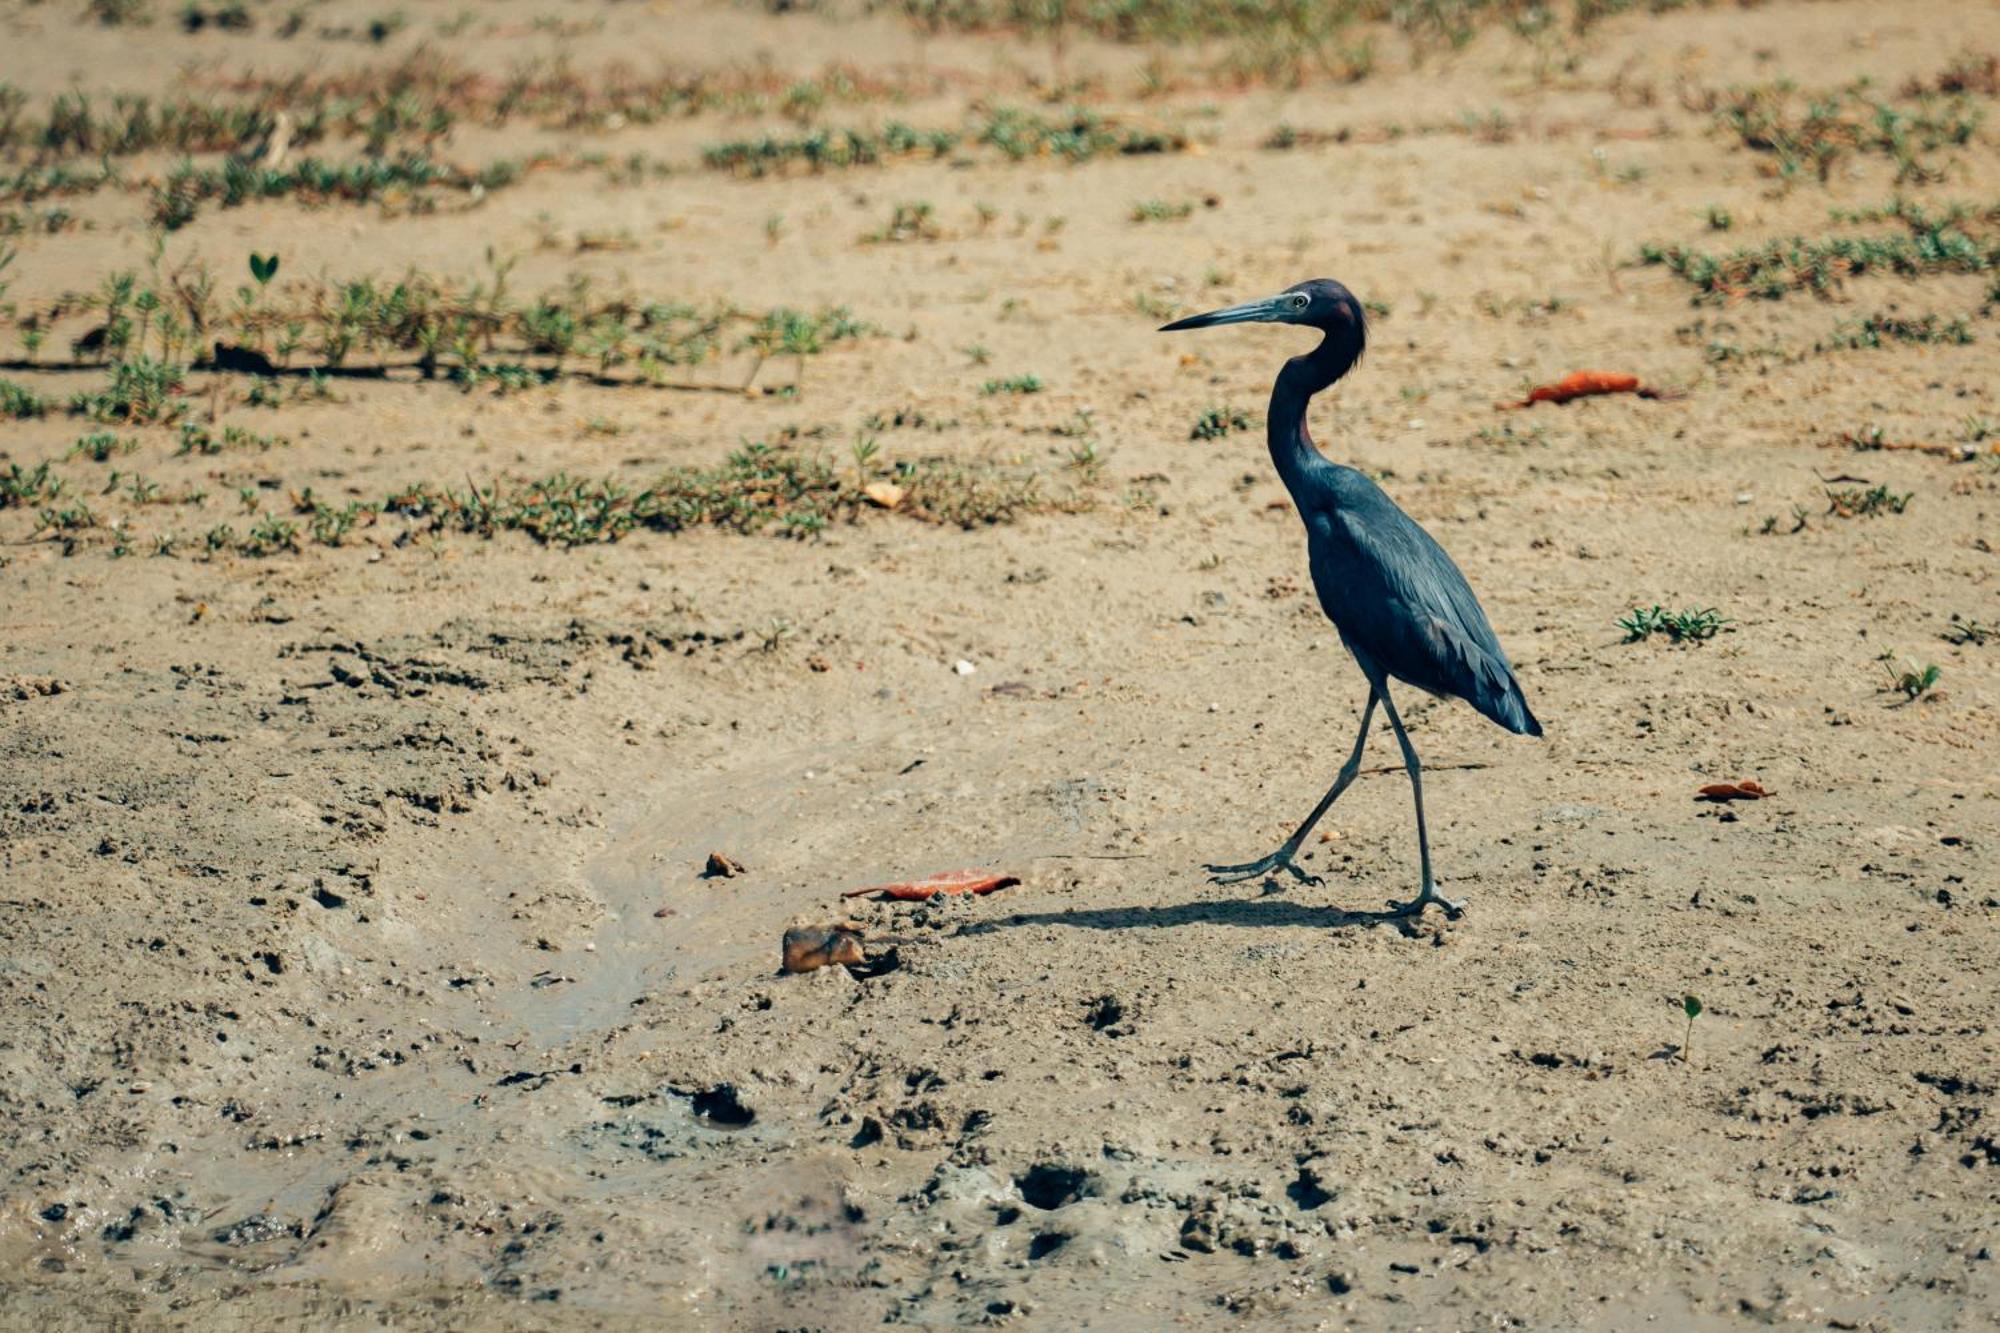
[842,868,1021,901]
[1504,370,1666,409]
[1697,780,1770,802]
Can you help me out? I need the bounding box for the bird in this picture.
[1161,278,1541,920]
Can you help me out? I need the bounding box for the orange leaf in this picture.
[1697,781,1770,802]
[842,868,1021,900]
[1505,370,1653,409]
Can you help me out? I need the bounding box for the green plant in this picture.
[981,373,1043,396]
[0,375,51,417]
[1618,605,1731,644]
[1824,483,1910,518]
[1,461,63,508]
[1880,654,1942,700]
[1942,614,1992,646]
[863,200,940,243]
[1823,311,1973,350]
[1682,994,1702,1066]
[69,356,185,423]
[1190,406,1255,441]
[1130,198,1192,222]
[68,430,133,461]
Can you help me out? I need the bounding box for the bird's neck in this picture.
[1266,331,1359,497]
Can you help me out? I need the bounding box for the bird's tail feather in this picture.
[1482,678,1542,737]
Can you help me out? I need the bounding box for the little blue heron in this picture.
[1162,279,1541,919]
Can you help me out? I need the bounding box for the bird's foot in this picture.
[1204,848,1322,888]
[1385,883,1466,921]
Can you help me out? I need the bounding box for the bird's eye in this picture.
[1290,294,1309,310]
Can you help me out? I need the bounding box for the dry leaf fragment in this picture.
[1504,370,1673,409]
[1697,780,1770,802]
[704,851,746,878]
[862,481,905,509]
[782,924,866,974]
[841,868,1021,901]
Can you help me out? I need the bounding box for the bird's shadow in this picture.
[962,884,1430,939]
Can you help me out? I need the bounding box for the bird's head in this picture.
[1158,278,1366,348]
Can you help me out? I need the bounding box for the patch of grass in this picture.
[1823,310,1974,350]
[1618,604,1731,644]
[68,430,135,461]
[69,356,186,424]
[148,151,533,231]
[88,0,150,23]
[1637,224,1999,304]
[1131,198,1193,222]
[1711,75,1982,186]
[981,373,1044,396]
[0,375,52,418]
[1825,483,1911,518]
[1189,406,1255,441]
[6,261,880,395]
[379,443,1084,547]
[176,422,288,454]
[1,461,64,508]
[703,122,959,176]
[863,200,942,243]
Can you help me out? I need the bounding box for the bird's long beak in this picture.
[1158,294,1288,332]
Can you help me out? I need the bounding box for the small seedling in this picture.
[1880,653,1942,701]
[1942,614,1991,646]
[981,373,1043,396]
[1618,605,1731,644]
[1130,198,1193,223]
[1682,994,1702,1066]
[248,252,279,286]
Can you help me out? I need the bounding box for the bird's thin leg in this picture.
[1206,691,1377,888]
[1378,687,1465,920]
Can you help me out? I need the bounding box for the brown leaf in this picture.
[703,851,745,878]
[1697,781,1770,802]
[841,868,1021,901]
[782,924,867,974]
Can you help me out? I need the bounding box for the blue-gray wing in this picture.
[1309,495,1541,737]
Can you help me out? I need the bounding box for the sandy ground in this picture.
[1,0,1997,1327]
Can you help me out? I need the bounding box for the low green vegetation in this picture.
[1,51,936,163]
[3,436,1098,556]
[1189,406,1255,441]
[703,107,1187,177]
[1640,197,2000,303]
[2,257,879,396]
[1617,604,1731,644]
[1710,76,1982,186]
[863,200,942,243]
[150,151,530,230]
[1131,198,1193,222]
[1825,483,1911,518]
[1823,311,1974,350]
[1943,615,1992,647]
[0,375,51,418]
[981,373,1044,396]
[1880,653,1942,701]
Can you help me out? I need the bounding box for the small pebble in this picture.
[954,659,977,676]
